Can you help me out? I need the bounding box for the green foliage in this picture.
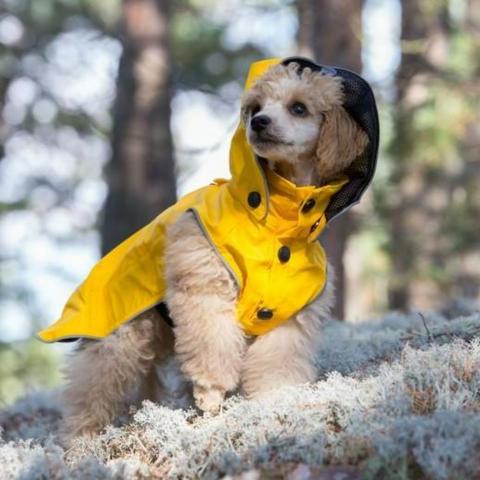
[375,2,480,305]
[0,341,60,405]
[170,2,263,93]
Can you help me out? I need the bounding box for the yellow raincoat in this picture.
[36,58,353,342]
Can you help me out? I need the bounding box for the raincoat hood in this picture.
[37,57,379,342]
[229,57,379,227]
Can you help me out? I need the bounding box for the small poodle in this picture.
[44,59,372,438]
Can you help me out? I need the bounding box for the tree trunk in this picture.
[296,0,363,320]
[101,0,176,255]
[387,0,450,310]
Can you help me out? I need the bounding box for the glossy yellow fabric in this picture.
[37,58,349,342]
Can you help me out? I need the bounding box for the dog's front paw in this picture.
[193,384,225,414]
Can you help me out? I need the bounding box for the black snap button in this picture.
[257,308,273,320]
[302,198,316,213]
[248,191,261,208]
[278,246,291,263]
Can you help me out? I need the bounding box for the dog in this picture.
[46,59,370,438]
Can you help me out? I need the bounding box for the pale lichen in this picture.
[1,304,480,479]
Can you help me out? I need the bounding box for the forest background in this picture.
[0,0,479,405]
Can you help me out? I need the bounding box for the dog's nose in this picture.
[250,115,271,132]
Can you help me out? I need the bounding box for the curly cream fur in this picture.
[315,105,369,182]
[62,63,363,438]
[61,312,169,438]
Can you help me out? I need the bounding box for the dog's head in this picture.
[241,62,369,185]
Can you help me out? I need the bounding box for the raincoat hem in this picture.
[36,296,168,343]
[35,333,102,344]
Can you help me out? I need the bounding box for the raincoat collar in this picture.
[264,167,349,241]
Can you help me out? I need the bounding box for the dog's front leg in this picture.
[240,316,319,398]
[241,270,335,398]
[165,212,247,413]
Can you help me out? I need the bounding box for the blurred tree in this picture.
[296,0,364,320]
[0,0,120,404]
[382,0,480,310]
[385,0,432,310]
[0,0,120,306]
[101,0,176,254]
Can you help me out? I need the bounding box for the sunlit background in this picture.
[0,0,479,404]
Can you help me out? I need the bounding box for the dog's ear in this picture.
[315,106,369,182]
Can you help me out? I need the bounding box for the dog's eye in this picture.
[251,104,261,116]
[290,102,308,116]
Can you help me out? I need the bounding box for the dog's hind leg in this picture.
[61,311,161,438]
[165,212,247,414]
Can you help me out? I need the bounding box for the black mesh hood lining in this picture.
[281,57,379,222]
